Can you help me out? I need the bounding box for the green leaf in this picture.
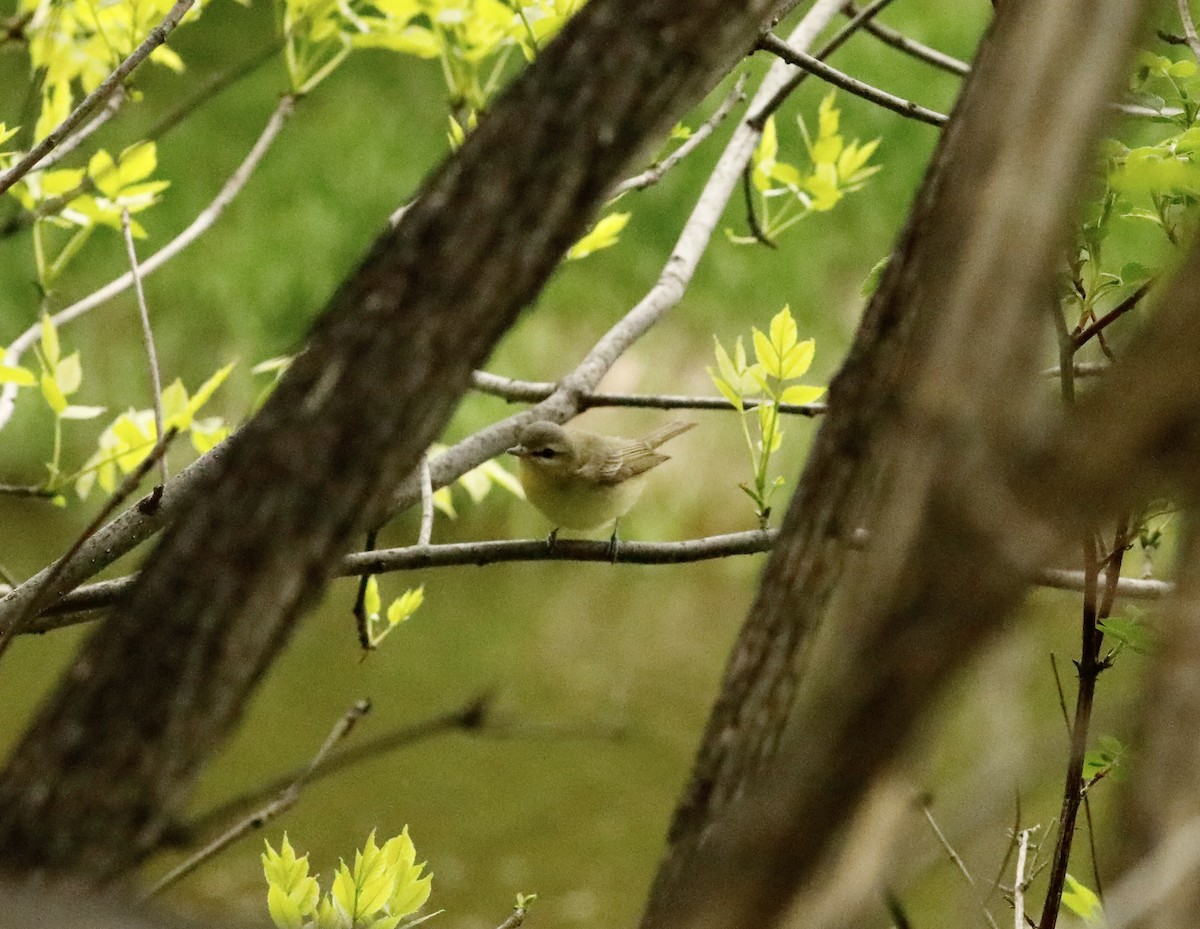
[710,373,744,411]
[780,384,825,405]
[59,404,106,420]
[432,486,456,518]
[189,361,236,413]
[40,313,61,367]
[458,465,492,503]
[567,212,630,259]
[768,306,798,358]
[0,364,35,386]
[1098,616,1151,655]
[478,458,525,498]
[40,371,67,414]
[751,327,779,378]
[54,351,82,395]
[779,339,815,382]
[363,575,381,621]
[386,586,424,627]
[1062,874,1103,923]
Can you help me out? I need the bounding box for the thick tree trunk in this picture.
[0,0,786,878]
[639,2,1157,928]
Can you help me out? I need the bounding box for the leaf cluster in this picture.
[708,305,824,527]
[263,830,434,929]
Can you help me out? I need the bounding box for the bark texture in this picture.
[640,2,1157,928]
[0,0,784,877]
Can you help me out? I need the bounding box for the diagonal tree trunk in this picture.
[0,0,790,878]
[639,2,1157,928]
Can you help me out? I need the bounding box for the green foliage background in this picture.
[0,2,1153,927]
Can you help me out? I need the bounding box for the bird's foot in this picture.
[546,528,559,553]
[608,522,621,564]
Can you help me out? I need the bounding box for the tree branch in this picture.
[757,32,948,127]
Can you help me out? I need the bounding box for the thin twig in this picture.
[469,371,826,416]
[185,694,489,837]
[750,0,898,129]
[609,74,748,199]
[0,483,56,498]
[1014,828,1036,929]
[36,85,127,171]
[1178,0,1200,61]
[146,37,286,142]
[496,905,529,929]
[844,1,970,74]
[419,456,434,546]
[143,699,371,898]
[1073,281,1153,350]
[922,800,976,886]
[757,33,948,127]
[121,208,168,488]
[353,528,379,651]
[740,163,776,247]
[0,95,296,433]
[0,0,196,196]
[0,427,177,659]
[1038,536,1104,929]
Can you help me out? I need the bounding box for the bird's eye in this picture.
[535,448,556,458]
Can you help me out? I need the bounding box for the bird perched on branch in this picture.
[507,419,695,554]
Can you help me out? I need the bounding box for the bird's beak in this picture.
[507,445,528,457]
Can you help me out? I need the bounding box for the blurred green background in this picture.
[0,2,1162,927]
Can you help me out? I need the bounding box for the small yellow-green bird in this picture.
[507,419,696,541]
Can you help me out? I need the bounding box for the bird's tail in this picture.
[639,420,696,449]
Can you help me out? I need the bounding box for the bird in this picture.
[507,419,696,555]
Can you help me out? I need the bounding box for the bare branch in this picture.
[1177,0,1200,62]
[142,700,371,898]
[0,428,178,658]
[758,33,948,126]
[121,208,168,488]
[470,371,826,415]
[609,74,748,199]
[842,1,970,75]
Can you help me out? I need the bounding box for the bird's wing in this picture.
[638,420,696,449]
[581,441,670,484]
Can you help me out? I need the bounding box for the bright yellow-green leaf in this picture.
[752,116,779,192]
[709,373,743,411]
[459,465,492,503]
[713,338,739,388]
[0,364,35,386]
[161,379,190,429]
[432,485,456,518]
[60,404,106,420]
[780,384,826,405]
[752,327,779,377]
[267,885,303,929]
[40,371,67,414]
[568,212,630,259]
[386,586,424,627]
[40,313,60,367]
[149,44,185,72]
[817,91,839,140]
[190,416,229,454]
[478,458,525,498]
[779,339,814,381]
[768,307,797,355]
[1062,874,1103,923]
[55,351,82,395]
[189,361,236,413]
[34,80,71,143]
[364,575,381,620]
